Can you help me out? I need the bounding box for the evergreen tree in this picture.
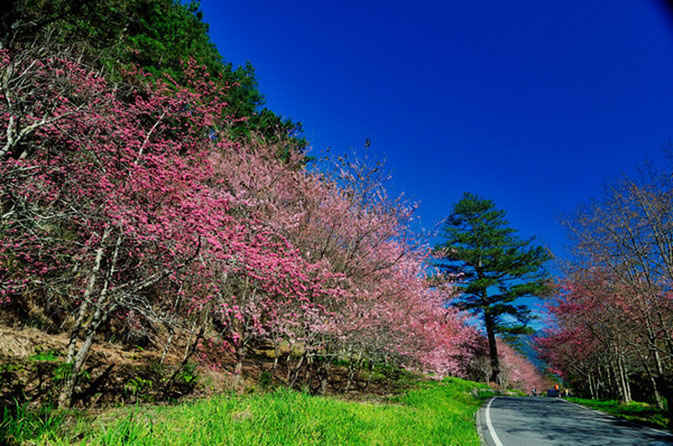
[0,0,306,155]
[434,192,551,385]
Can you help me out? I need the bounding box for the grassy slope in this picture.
[22,377,489,446]
[568,397,669,430]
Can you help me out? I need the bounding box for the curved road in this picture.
[478,396,673,445]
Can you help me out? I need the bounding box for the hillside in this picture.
[0,2,552,444]
[4,376,491,446]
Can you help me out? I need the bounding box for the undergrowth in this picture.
[1,400,67,446]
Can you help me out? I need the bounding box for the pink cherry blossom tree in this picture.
[1,43,481,406]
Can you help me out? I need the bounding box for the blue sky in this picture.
[200,0,673,269]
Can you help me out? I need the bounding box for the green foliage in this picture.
[568,397,670,429]
[0,0,306,156]
[0,361,24,374]
[23,377,490,445]
[434,193,551,384]
[124,377,154,401]
[507,389,527,397]
[177,362,199,386]
[435,192,551,333]
[0,400,66,446]
[51,362,74,384]
[29,349,62,362]
[258,370,273,391]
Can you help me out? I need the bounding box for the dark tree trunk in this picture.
[657,375,673,428]
[484,311,501,386]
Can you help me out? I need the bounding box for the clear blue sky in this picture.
[200,0,673,268]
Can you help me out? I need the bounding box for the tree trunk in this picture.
[57,301,114,408]
[609,358,627,403]
[160,331,174,367]
[287,352,305,388]
[234,344,248,376]
[653,349,666,410]
[484,311,501,386]
[319,360,331,395]
[57,229,113,409]
[637,348,663,409]
[598,365,607,399]
[162,323,204,394]
[272,337,281,372]
[345,351,360,393]
[588,373,596,400]
[617,355,631,404]
[650,374,664,410]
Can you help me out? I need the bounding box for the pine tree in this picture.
[434,192,551,385]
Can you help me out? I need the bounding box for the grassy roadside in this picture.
[567,397,669,430]
[4,377,490,446]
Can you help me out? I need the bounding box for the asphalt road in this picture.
[477,396,673,446]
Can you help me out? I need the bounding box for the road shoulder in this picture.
[476,397,502,446]
[559,398,673,440]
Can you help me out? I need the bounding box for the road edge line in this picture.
[485,396,505,446]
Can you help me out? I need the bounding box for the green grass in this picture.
[1,401,67,446]
[11,377,489,446]
[568,397,670,430]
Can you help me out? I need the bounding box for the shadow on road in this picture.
[487,397,673,446]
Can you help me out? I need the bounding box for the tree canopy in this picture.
[434,192,551,384]
[538,163,673,414]
[0,0,306,154]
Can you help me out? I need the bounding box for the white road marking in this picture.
[485,397,505,446]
